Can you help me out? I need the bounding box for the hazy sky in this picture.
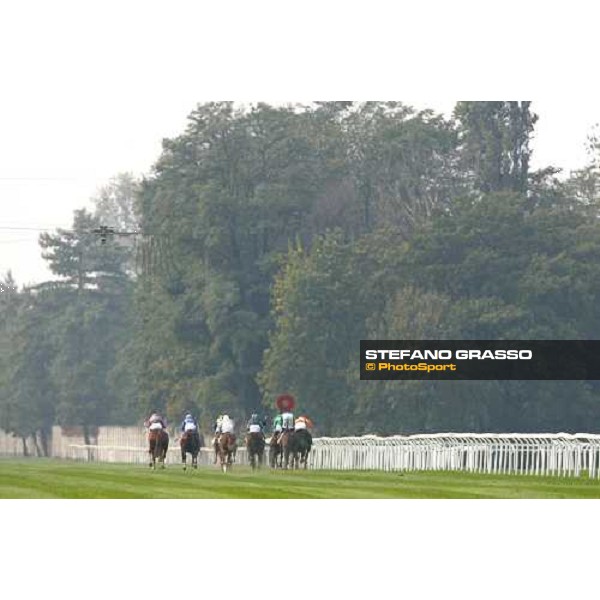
[1,2,599,286]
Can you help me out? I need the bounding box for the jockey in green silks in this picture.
[272,413,283,433]
[271,412,284,445]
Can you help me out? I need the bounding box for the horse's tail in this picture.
[160,430,169,456]
[301,429,312,450]
[192,431,201,452]
[227,433,237,451]
[181,431,200,454]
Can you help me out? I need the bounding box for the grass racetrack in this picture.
[1,458,600,498]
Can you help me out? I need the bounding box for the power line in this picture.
[0,226,61,232]
[0,177,80,181]
[0,225,161,236]
[0,239,38,244]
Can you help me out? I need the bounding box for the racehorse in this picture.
[289,428,312,470]
[246,432,265,470]
[279,430,295,470]
[148,429,169,469]
[217,432,237,473]
[180,430,203,470]
[269,433,282,469]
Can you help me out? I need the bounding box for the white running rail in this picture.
[62,432,600,478]
[311,433,600,477]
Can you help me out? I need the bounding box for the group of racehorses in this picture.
[266,428,312,470]
[147,428,203,471]
[147,426,312,472]
[211,428,313,472]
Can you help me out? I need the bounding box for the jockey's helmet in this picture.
[185,413,193,419]
[252,413,258,419]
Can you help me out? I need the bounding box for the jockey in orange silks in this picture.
[294,415,314,431]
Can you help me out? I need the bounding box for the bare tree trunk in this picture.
[82,424,95,461]
[40,427,50,457]
[33,434,42,457]
[21,436,29,457]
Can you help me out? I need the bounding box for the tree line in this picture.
[2,101,600,452]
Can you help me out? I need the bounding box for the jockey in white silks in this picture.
[213,414,235,464]
[146,410,167,431]
[220,415,235,434]
[273,394,296,447]
[281,410,294,432]
[214,415,223,434]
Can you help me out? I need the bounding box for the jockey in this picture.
[213,413,234,441]
[281,409,294,432]
[294,416,314,444]
[247,413,266,432]
[221,414,235,434]
[213,414,235,463]
[180,413,199,433]
[273,394,296,446]
[294,416,309,430]
[213,414,224,435]
[146,409,167,431]
[246,413,266,441]
[270,412,284,447]
[272,412,283,435]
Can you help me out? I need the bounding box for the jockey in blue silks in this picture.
[180,413,199,433]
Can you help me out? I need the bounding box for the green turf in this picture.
[1,458,600,498]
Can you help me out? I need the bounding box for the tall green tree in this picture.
[38,210,135,441]
[135,101,463,425]
[135,102,353,423]
[455,101,536,194]
[0,276,59,455]
[343,102,462,235]
[92,172,140,232]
